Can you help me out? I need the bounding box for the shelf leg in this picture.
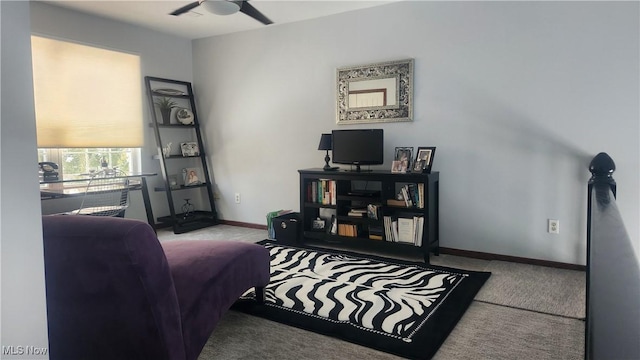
[140,177,156,234]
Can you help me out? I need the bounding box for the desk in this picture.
[40,173,157,231]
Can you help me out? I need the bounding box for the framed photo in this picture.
[394,147,413,172]
[391,160,407,173]
[312,218,326,231]
[180,142,200,157]
[413,147,436,173]
[182,167,202,186]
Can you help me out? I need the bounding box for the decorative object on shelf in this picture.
[182,167,202,186]
[413,147,436,173]
[394,147,413,172]
[336,59,414,124]
[154,97,177,125]
[312,218,325,231]
[153,88,186,96]
[168,175,180,189]
[162,142,173,158]
[175,107,194,125]
[180,142,200,157]
[391,160,407,174]
[181,198,194,218]
[367,204,380,220]
[318,133,339,171]
[329,215,338,235]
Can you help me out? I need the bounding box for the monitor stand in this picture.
[352,164,373,172]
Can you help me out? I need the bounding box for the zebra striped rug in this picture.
[233,242,490,360]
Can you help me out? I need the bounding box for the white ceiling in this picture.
[42,0,396,40]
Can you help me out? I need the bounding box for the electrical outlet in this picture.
[234,193,241,204]
[548,219,559,234]
[213,191,220,200]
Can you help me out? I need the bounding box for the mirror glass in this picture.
[336,59,413,124]
[348,77,398,109]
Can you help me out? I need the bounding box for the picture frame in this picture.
[312,218,326,231]
[182,167,202,186]
[391,160,407,174]
[336,59,414,124]
[394,147,413,172]
[413,147,436,173]
[180,142,200,157]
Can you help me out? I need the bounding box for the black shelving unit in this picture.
[299,169,439,263]
[145,76,218,234]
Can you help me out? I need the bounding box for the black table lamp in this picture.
[318,134,338,171]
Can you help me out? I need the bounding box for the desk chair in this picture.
[69,170,130,217]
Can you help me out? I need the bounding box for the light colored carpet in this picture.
[474,261,586,319]
[199,311,400,360]
[157,224,268,243]
[434,302,584,360]
[159,225,585,359]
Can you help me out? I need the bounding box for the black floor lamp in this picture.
[318,134,339,171]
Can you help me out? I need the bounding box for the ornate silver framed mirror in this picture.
[336,58,414,124]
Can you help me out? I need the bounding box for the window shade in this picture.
[31,36,143,148]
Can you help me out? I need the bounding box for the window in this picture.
[31,35,143,179]
[38,148,140,178]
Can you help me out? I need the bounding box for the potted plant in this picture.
[154,97,177,125]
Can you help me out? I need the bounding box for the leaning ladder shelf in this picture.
[144,76,218,234]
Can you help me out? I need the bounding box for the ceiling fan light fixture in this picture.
[202,1,241,16]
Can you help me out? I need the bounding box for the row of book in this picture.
[306,179,337,205]
[337,223,358,237]
[383,215,424,246]
[387,183,425,209]
[345,204,381,219]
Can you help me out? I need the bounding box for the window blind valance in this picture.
[31,36,143,148]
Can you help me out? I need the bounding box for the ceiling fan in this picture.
[170,0,273,25]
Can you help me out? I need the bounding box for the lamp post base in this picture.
[323,165,340,171]
[323,152,339,171]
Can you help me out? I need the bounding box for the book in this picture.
[386,199,406,207]
[348,208,367,217]
[401,185,413,207]
[397,217,414,244]
[383,216,393,242]
[414,216,424,246]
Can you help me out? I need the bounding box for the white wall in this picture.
[30,2,201,220]
[193,1,639,265]
[1,1,49,358]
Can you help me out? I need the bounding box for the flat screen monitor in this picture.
[332,129,383,171]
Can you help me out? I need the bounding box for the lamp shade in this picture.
[318,134,332,151]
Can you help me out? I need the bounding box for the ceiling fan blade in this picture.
[239,1,273,25]
[170,1,201,16]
